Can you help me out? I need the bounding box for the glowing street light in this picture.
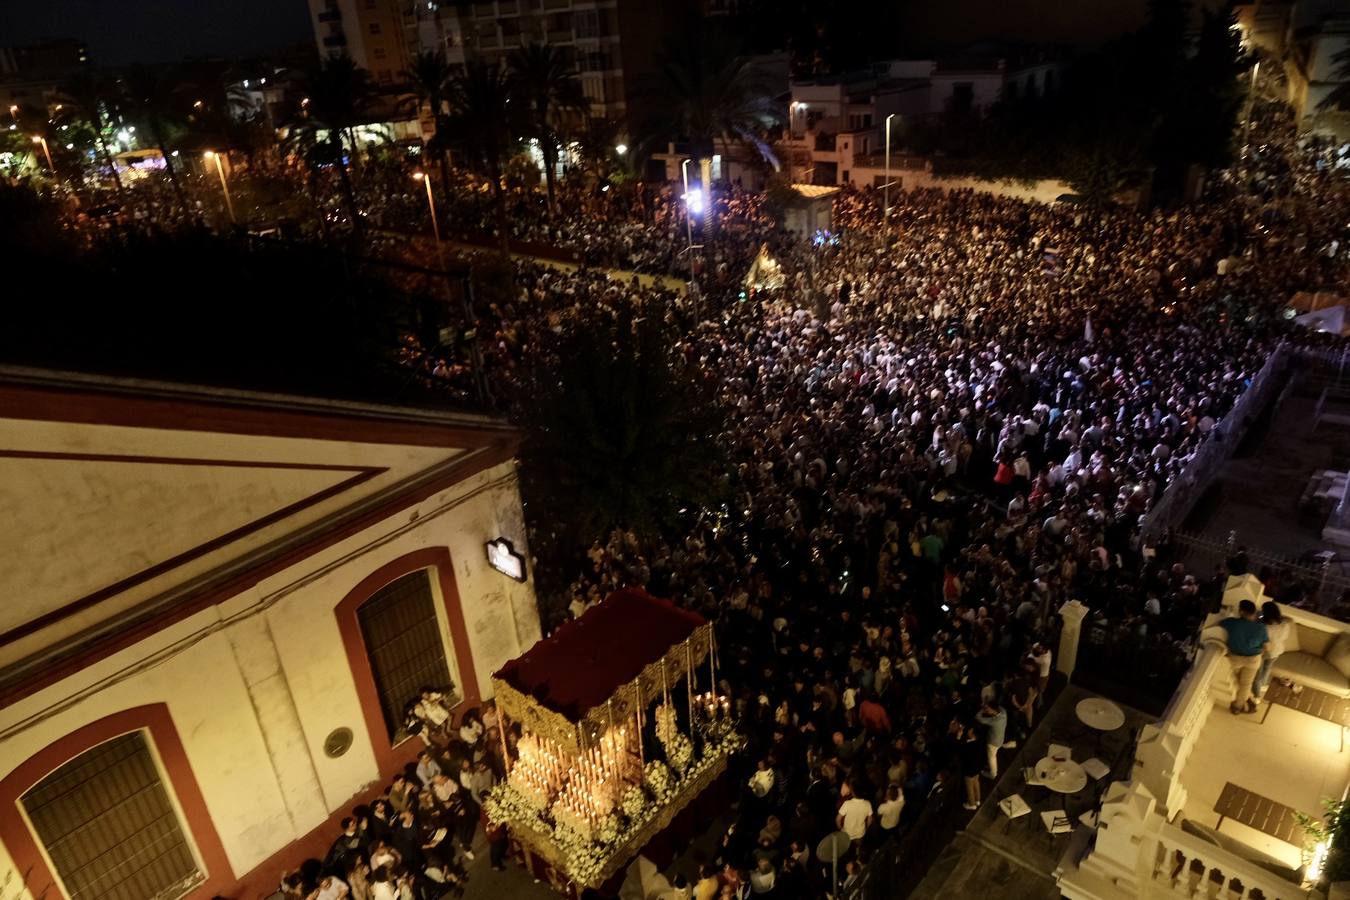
[203,150,235,224]
[31,135,54,172]
[615,143,627,156]
[680,158,704,322]
[413,171,444,266]
[884,113,897,224]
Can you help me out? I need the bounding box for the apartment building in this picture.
[455,0,694,129]
[0,38,88,116]
[1235,0,1350,135]
[782,55,1063,188]
[307,0,414,85]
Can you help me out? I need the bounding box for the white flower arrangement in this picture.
[665,732,694,773]
[483,782,545,829]
[596,814,620,846]
[486,722,744,888]
[644,759,673,800]
[620,785,647,820]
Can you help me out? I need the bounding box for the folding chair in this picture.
[1041,810,1072,848]
[999,793,1032,834]
[1082,758,1110,781]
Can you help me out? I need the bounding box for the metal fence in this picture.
[1168,528,1350,615]
[1068,617,1195,715]
[1139,343,1290,541]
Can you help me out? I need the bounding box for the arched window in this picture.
[356,569,459,741]
[335,549,480,772]
[21,731,200,900]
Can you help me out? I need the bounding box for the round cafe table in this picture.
[1076,697,1126,755]
[1035,756,1088,810]
[1076,697,1126,732]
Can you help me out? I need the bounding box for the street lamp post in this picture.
[681,157,702,325]
[31,136,54,173]
[1242,59,1261,159]
[413,171,444,268]
[203,151,236,225]
[884,113,896,225]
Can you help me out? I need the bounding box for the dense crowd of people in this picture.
[277,699,506,900]
[64,98,1341,899]
[461,113,1341,897]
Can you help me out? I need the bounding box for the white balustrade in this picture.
[1148,823,1305,900]
[1135,646,1226,819]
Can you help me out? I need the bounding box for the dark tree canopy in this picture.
[920,1,1248,203]
[513,302,728,569]
[0,183,446,406]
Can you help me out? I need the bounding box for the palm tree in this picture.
[3,103,51,159]
[445,59,520,247]
[575,116,629,181]
[508,43,585,213]
[405,50,456,207]
[59,70,125,198]
[643,23,781,175]
[1319,47,1350,112]
[293,55,377,237]
[122,65,191,214]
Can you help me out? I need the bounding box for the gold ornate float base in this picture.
[512,751,728,889]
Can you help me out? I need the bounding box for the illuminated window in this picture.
[22,732,200,900]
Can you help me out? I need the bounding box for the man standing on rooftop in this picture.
[1220,599,1270,715]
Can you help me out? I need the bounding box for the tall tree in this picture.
[1317,46,1350,112]
[60,69,125,197]
[445,59,520,248]
[643,22,781,173]
[4,103,57,171]
[508,43,585,213]
[122,65,191,214]
[513,301,727,579]
[293,55,377,238]
[405,50,456,208]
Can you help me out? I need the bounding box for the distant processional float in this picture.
[483,588,739,894]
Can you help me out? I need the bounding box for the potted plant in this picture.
[1297,797,1350,891]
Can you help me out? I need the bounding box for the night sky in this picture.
[3,0,314,65]
[2,0,1214,68]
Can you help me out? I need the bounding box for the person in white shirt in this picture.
[749,858,776,895]
[1253,601,1293,701]
[312,876,349,900]
[748,759,775,798]
[837,791,873,841]
[876,784,905,831]
[369,868,399,900]
[1031,643,1053,698]
[459,714,483,748]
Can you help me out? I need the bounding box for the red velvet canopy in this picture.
[494,588,707,720]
